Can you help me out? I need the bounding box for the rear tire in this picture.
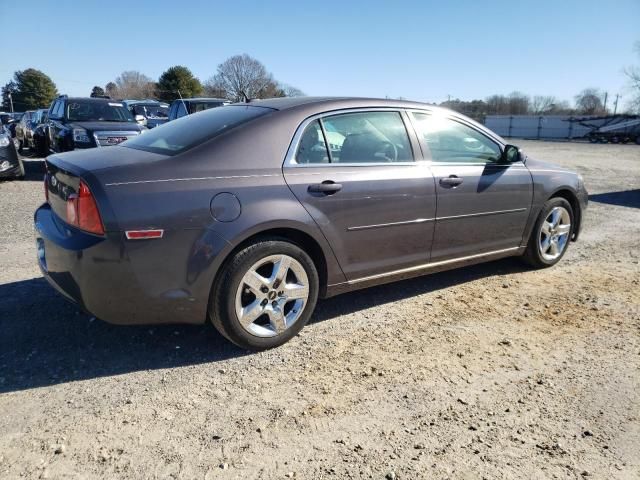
[522,197,574,269]
[209,239,319,351]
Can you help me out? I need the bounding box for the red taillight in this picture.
[65,180,105,235]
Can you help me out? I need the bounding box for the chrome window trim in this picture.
[283,107,428,168]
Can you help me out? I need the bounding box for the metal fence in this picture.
[484,115,607,139]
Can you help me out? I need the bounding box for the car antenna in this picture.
[177,89,188,111]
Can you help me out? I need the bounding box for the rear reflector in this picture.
[65,180,105,235]
[125,229,164,240]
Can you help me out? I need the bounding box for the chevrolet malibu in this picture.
[35,97,588,350]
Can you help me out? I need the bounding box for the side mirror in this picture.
[502,144,521,163]
[134,114,147,126]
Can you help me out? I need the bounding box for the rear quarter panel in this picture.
[89,120,347,323]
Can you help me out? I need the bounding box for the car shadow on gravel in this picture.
[312,257,527,324]
[0,257,528,394]
[0,277,245,394]
[589,189,640,209]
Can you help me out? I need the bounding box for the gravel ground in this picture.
[0,141,639,480]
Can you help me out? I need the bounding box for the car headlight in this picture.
[73,128,91,143]
[0,134,10,147]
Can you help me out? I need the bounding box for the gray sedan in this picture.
[35,97,588,350]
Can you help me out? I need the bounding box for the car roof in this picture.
[229,96,448,113]
[65,97,124,103]
[177,98,229,103]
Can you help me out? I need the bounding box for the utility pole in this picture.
[8,92,14,113]
[613,94,620,115]
[603,92,608,113]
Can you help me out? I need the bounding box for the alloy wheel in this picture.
[539,206,571,261]
[234,254,309,338]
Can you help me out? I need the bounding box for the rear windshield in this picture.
[191,101,227,112]
[122,105,273,155]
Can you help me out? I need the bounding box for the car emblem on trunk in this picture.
[106,136,127,145]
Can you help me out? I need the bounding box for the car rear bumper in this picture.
[34,203,229,325]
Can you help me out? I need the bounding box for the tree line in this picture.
[439,88,620,123]
[2,48,639,117]
[1,54,305,111]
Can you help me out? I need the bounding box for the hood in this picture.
[70,121,142,132]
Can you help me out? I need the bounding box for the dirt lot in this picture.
[0,141,639,480]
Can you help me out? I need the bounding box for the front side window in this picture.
[411,112,501,163]
[123,105,273,156]
[50,101,61,118]
[320,111,413,163]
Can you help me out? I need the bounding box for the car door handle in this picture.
[439,175,463,188]
[308,181,342,195]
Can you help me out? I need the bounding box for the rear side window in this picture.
[320,111,413,163]
[122,105,273,156]
[295,120,329,164]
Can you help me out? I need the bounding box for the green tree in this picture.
[10,69,58,110]
[156,66,203,102]
[91,86,105,97]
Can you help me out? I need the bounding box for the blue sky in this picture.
[1,0,638,107]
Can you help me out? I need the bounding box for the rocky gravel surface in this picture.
[0,141,639,479]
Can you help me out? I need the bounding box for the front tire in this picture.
[209,239,319,351]
[522,197,574,268]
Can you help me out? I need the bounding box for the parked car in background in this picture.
[122,100,169,129]
[35,97,587,351]
[0,123,24,179]
[45,95,146,153]
[32,111,50,156]
[15,110,38,151]
[167,97,229,121]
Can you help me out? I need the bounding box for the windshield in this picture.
[132,104,168,118]
[67,101,135,122]
[122,105,273,155]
